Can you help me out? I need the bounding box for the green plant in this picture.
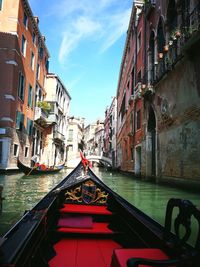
[37,101,51,112]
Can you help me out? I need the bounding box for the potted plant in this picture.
[37,101,51,113]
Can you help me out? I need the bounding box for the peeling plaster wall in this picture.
[155,55,200,182]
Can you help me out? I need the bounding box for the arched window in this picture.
[157,18,165,53]
[149,31,155,83]
[167,0,178,35]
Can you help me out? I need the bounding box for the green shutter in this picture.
[28,85,32,107]
[27,118,33,136]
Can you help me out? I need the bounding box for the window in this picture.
[25,146,29,158]
[28,85,33,108]
[131,68,135,95]
[45,58,49,72]
[32,32,36,44]
[0,0,2,10]
[137,70,142,83]
[36,64,40,80]
[136,110,141,130]
[68,129,73,141]
[13,144,19,157]
[31,52,35,70]
[68,145,73,152]
[23,12,28,28]
[120,93,126,120]
[18,72,25,100]
[137,31,141,53]
[16,111,24,131]
[21,35,26,56]
[39,46,44,59]
[27,118,33,136]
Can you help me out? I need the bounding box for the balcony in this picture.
[179,3,200,51]
[151,3,200,85]
[46,114,58,124]
[134,82,142,100]
[53,131,65,142]
[145,0,156,18]
[34,107,48,126]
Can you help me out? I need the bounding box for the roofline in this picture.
[46,73,72,100]
[22,0,50,57]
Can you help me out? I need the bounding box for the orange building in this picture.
[0,0,49,170]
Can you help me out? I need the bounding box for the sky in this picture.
[28,0,132,125]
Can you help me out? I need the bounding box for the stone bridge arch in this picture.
[86,155,112,167]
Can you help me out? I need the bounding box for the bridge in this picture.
[66,155,112,169]
[86,155,112,166]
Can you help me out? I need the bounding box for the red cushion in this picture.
[59,204,112,215]
[57,215,93,228]
[111,248,176,267]
[57,222,114,234]
[49,238,122,267]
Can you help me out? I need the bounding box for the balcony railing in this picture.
[148,3,200,86]
[34,107,48,121]
[53,131,65,142]
[134,82,142,100]
[145,0,156,18]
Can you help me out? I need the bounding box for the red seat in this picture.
[59,204,112,215]
[111,248,176,267]
[57,222,114,235]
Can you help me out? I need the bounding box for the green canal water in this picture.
[0,167,199,238]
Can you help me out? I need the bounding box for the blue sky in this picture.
[29,0,132,125]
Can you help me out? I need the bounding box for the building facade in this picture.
[116,0,200,185]
[104,98,117,167]
[66,117,85,168]
[142,0,200,183]
[43,73,71,166]
[116,1,144,174]
[0,0,49,170]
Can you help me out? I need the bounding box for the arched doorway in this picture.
[146,106,156,177]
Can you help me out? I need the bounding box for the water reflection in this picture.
[0,167,199,238]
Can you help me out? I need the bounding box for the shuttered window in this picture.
[28,85,33,108]
[16,111,24,131]
[27,118,33,136]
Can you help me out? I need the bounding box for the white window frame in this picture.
[21,35,27,57]
[13,143,19,157]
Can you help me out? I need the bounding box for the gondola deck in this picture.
[0,161,199,267]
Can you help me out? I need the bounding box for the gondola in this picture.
[0,161,199,267]
[17,159,65,175]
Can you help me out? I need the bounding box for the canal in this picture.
[0,167,200,237]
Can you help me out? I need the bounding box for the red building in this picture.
[117,0,200,186]
[116,1,144,174]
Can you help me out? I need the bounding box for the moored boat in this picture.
[0,161,199,267]
[17,159,64,175]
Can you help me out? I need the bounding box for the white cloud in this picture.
[100,8,131,53]
[47,0,131,64]
[58,16,101,63]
